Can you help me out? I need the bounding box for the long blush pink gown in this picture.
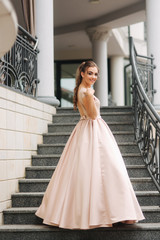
[35,87,145,229]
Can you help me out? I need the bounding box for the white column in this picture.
[35,0,59,106]
[111,56,124,106]
[146,0,160,108]
[87,28,111,106]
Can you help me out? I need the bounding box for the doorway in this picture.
[55,61,83,107]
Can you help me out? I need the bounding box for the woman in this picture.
[35,61,145,229]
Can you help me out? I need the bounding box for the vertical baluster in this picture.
[158,134,160,185]
[6,52,8,86]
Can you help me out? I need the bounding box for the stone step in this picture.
[119,143,140,154]
[52,112,133,123]
[19,177,158,193]
[43,131,135,144]
[56,106,132,113]
[31,153,144,166]
[130,178,158,191]
[37,142,140,155]
[25,166,56,179]
[11,191,160,208]
[127,165,150,178]
[3,207,160,225]
[32,154,60,166]
[25,165,149,179]
[48,122,134,133]
[19,179,50,192]
[0,223,160,240]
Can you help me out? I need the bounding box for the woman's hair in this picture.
[73,60,99,110]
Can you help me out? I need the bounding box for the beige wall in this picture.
[0,85,56,224]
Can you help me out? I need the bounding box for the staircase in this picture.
[0,106,160,240]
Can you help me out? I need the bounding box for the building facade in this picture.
[0,0,160,225]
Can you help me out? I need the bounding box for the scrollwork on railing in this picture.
[129,37,160,192]
[0,25,39,97]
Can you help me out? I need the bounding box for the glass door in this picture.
[55,62,81,107]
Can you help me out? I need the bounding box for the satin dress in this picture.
[35,87,145,229]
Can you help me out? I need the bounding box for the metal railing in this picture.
[129,37,160,192]
[0,25,39,97]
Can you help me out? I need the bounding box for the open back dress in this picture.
[35,87,145,229]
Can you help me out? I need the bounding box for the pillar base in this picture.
[37,96,60,106]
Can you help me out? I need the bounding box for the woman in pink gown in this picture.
[35,61,145,229]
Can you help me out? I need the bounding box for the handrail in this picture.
[18,25,37,43]
[0,25,39,97]
[129,37,160,192]
[130,38,160,122]
[18,25,39,51]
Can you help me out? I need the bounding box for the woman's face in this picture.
[81,67,98,87]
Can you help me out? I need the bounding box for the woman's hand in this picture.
[85,88,95,96]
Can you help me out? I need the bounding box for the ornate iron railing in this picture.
[129,37,160,192]
[0,25,39,97]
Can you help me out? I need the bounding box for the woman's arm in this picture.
[82,88,98,120]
